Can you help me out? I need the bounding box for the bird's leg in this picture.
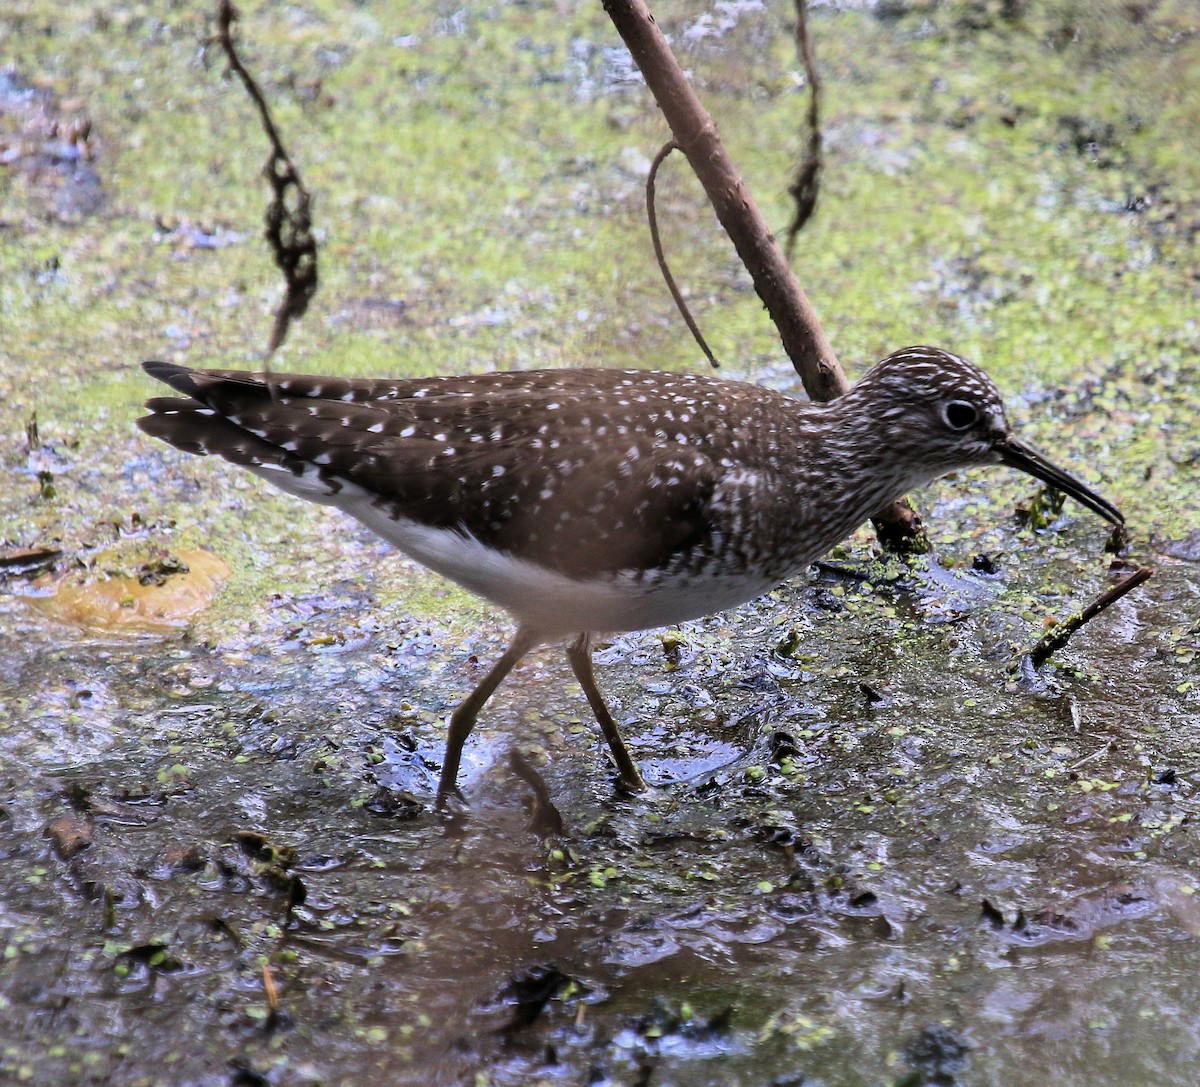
[437,627,541,808]
[566,633,647,793]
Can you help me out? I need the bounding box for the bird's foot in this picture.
[434,782,468,817]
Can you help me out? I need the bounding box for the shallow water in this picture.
[3,545,1197,1086]
[2,1,1199,1085]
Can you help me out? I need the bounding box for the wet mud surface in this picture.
[2,2,1199,1085]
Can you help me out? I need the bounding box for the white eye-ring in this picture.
[942,400,979,430]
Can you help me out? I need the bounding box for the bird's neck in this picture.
[785,395,923,550]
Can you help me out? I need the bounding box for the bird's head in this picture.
[852,346,1123,525]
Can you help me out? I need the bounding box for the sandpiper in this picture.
[139,346,1123,805]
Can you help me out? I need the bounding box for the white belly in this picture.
[251,463,780,638]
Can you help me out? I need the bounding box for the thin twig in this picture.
[214,0,318,357]
[646,140,719,369]
[1028,566,1153,668]
[1069,740,1113,772]
[784,0,823,258]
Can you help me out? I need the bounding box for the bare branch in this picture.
[603,0,844,401]
[214,0,318,357]
[868,501,927,554]
[603,0,926,552]
[646,140,720,369]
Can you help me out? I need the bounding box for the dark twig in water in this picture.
[646,140,719,369]
[784,0,823,258]
[812,559,872,582]
[214,0,318,357]
[1027,566,1153,668]
[603,0,841,395]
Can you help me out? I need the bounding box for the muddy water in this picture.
[3,545,1198,1086]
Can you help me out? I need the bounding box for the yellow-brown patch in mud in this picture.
[31,546,229,633]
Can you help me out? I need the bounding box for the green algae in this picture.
[2,3,1200,1087]
[1,0,1194,601]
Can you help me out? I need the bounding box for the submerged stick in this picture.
[1027,566,1153,668]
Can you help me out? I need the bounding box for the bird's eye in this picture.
[943,400,979,430]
